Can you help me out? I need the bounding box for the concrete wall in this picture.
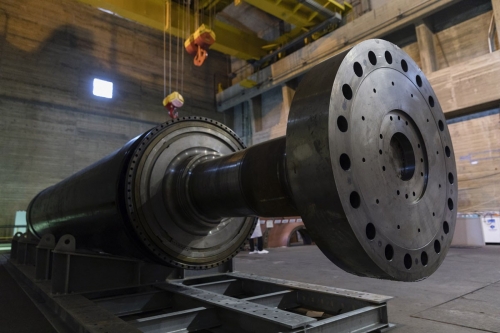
[0,0,231,237]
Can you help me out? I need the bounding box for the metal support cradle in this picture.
[6,232,392,333]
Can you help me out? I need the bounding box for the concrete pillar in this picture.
[493,0,500,47]
[415,20,438,74]
[279,84,295,125]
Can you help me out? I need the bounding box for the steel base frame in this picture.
[6,233,393,333]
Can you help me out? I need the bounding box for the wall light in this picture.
[93,78,113,98]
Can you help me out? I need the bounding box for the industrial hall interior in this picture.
[1,0,500,332]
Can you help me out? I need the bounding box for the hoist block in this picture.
[185,24,216,66]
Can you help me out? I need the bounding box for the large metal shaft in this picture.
[26,39,458,281]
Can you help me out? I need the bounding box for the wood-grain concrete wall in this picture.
[0,0,231,237]
[449,112,500,212]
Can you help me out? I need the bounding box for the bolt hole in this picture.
[342,84,353,100]
[432,212,435,216]
[362,116,365,121]
[397,190,400,195]
[443,221,449,234]
[413,192,416,197]
[434,240,441,253]
[385,51,393,64]
[429,96,435,107]
[421,251,428,266]
[416,75,422,87]
[390,116,393,121]
[380,134,383,139]
[448,198,454,210]
[405,194,408,199]
[337,116,348,132]
[404,254,412,269]
[366,223,376,240]
[373,88,377,93]
[379,149,382,155]
[438,120,444,131]
[368,51,377,65]
[445,146,451,157]
[382,166,386,171]
[391,81,394,86]
[401,59,408,72]
[397,225,400,229]
[376,199,379,204]
[339,154,351,171]
[362,157,366,162]
[418,228,421,232]
[385,244,394,260]
[350,191,361,209]
[64,239,70,245]
[353,62,363,77]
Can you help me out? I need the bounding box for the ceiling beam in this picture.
[242,0,324,27]
[216,0,460,111]
[77,0,268,60]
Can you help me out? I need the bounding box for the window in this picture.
[93,78,113,98]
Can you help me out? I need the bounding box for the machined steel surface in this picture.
[286,39,457,281]
[26,39,457,281]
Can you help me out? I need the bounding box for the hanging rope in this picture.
[168,0,172,94]
[163,1,166,98]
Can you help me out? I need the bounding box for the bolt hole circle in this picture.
[366,223,376,240]
[385,244,394,260]
[416,75,422,87]
[448,172,454,185]
[438,120,444,131]
[445,146,451,157]
[421,251,429,266]
[353,62,363,77]
[448,198,454,211]
[443,221,450,234]
[434,240,441,254]
[401,59,408,72]
[337,116,348,132]
[350,191,361,209]
[339,154,351,171]
[368,51,377,65]
[342,84,353,100]
[385,51,393,64]
[404,254,412,269]
[429,96,435,107]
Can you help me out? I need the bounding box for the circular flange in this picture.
[286,39,457,281]
[125,117,256,269]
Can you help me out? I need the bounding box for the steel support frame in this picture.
[6,233,392,333]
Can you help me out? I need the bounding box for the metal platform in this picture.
[6,232,393,333]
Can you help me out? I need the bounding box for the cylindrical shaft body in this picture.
[27,134,152,260]
[188,137,298,219]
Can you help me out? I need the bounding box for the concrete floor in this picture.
[235,245,500,333]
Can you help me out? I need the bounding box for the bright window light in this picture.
[93,78,113,98]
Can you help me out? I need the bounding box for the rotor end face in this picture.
[287,39,457,281]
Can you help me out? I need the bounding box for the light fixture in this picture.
[93,78,113,98]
